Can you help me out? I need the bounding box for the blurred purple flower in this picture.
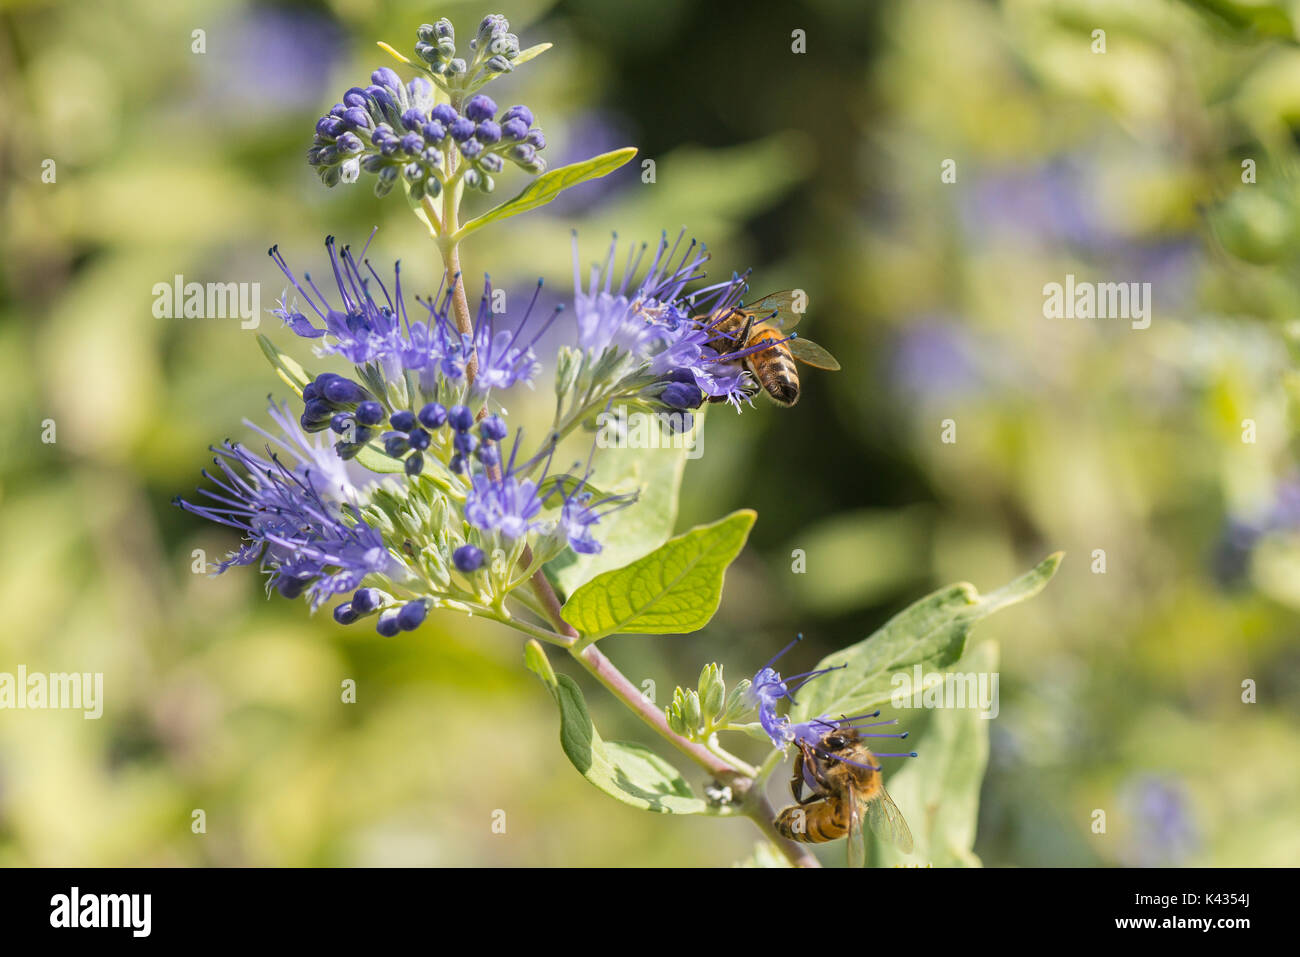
[202,6,344,117]
[548,109,638,213]
[1119,774,1198,866]
[1211,474,1300,587]
[888,318,983,402]
[962,159,1103,249]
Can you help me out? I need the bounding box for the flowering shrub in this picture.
[177,14,1059,867]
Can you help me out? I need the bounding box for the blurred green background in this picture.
[2,0,1299,866]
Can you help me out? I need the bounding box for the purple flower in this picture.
[175,406,395,609]
[270,236,549,402]
[1119,774,1198,866]
[464,433,546,540]
[548,472,637,555]
[441,279,558,400]
[571,231,757,407]
[744,637,916,767]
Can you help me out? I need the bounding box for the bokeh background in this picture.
[2,0,1299,866]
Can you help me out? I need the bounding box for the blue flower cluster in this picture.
[270,236,548,408]
[175,402,394,610]
[307,15,546,197]
[308,77,545,197]
[414,16,522,81]
[182,229,760,636]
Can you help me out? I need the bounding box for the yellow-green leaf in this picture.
[454,148,637,241]
[561,510,756,641]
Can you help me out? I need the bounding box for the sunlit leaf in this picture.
[873,641,999,868]
[454,148,637,241]
[791,553,1061,722]
[257,334,311,396]
[561,510,756,641]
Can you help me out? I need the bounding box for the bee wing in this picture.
[746,290,804,332]
[787,337,842,371]
[845,780,870,869]
[866,782,914,855]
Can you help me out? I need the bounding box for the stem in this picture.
[574,641,746,783]
[524,572,820,868]
[743,792,821,868]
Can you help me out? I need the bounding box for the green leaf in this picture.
[528,664,735,815]
[523,639,558,689]
[561,510,756,641]
[547,406,704,598]
[872,642,999,868]
[454,147,637,241]
[352,443,406,475]
[791,553,1061,722]
[512,42,552,66]
[257,334,312,396]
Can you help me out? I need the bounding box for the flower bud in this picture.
[698,663,725,722]
[465,94,497,122]
[479,415,508,441]
[418,402,447,429]
[356,401,385,426]
[352,587,383,614]
[453,544,484,572]
[322,377,371,405]
[397,600,428,631]
[371,67,402,91]
[683,689,702,731]
[448,404,474,431]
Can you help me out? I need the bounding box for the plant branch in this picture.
[743,791,821,868]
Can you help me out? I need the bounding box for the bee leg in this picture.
[737,312,755,349]
[790,750,806,803]
[795,741,834,804]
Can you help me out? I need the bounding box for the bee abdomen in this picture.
[748,334,800,407]
[774,803,849,844]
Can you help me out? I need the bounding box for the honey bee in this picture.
[773,725,914,865]
[700,290,841,407]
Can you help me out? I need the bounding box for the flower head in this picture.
[547,467,637,555]
[464,432,546,540]
[175,404,395,608]
[270,236,549,410]
[571,231,760,408]
[744,636,916,765]
[308,19,546,197]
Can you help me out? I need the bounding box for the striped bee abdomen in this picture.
[773,799,851,844]
[746,327,800,406]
